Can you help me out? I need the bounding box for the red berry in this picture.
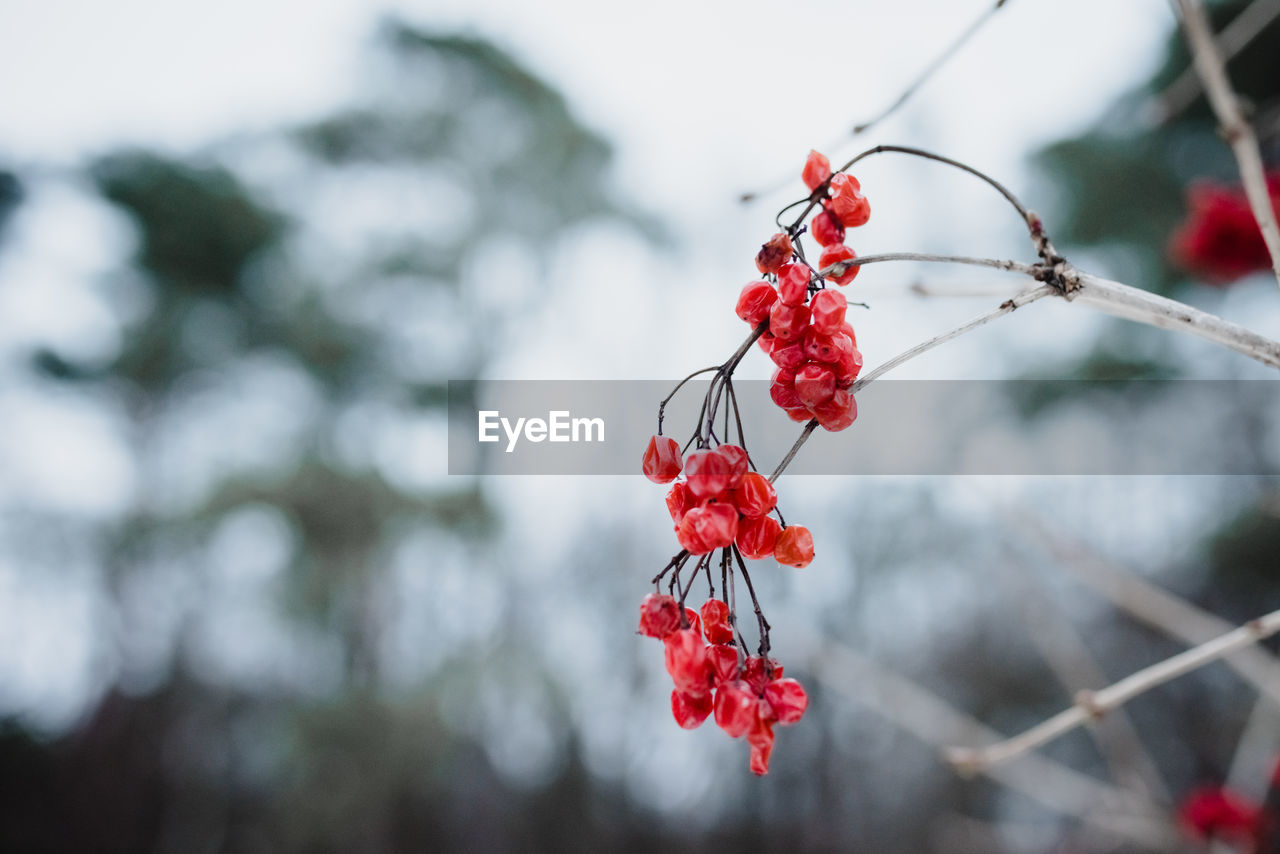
[683,606,702,637]
[664,628,710,694]
[691,501,739,550]
[774,526,814,568]
[794,363,836,408]
[776,263,809,306]
[828,173,870,227]
[818,245,859,286]
[769,371,803,409]
[812,388,857,432]
[700,599,734,644]
[736,281,778,326]
[714,445,750,491]
[769,301,811,342]
[784,406,813,423]
[707,643,740,686]
[1178,786,1261,843]
[736,514,781,559]
[810,209,845,247]
[840,320,858,349]
[742,655,782,693]
[666,482,693,524]
[756,332,777,357]
[831,343,863,387]
[801,149,831,192]
[714,679,757,737]
[642,435,683,483]
[768,341,806,371]
[747,714,775,775]
[755,232,794,275]
[810,289,847,336]
[763,678,809,725]
[732,471,777,518]
[676,512,711,554]
[684,449,734,499]
[638,593,681,639]
[671,688,713,729]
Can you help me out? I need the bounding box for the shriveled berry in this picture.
[714,445,750,491]
[743,655,783,693]
[840,320,858,349]
[769,301,811,342]
[664,628,710,694]
[813,388,856,432]
[784,406,813,423]
[818,245,859,286]
[676,511,711,554]
[756,332,777,357]
[756,232,794,275]
[736,281,778,326]
[700,599,734,644]
[769,341,806,371]
[777,263,809,306]
[691,501,738,550]
[736,514,781,559]
[642,435,683,483]
[794,363,836,408]
[708,643,740,686]
[638,593,681,639]
[810,208,845,247]
[684,449,735,499]
[763,678,809,725]
[714,679,757,737]
[671,688,713,729]
[666,482,693,525]
[802,149,831,192]
[829,173,870,228]
[831,343,863,387]
[683,606,702,637]
[747,714,776,775]
[769,372,803,409]
[810,289,847,336]
[774,526,815,568]
[733,471,776,518]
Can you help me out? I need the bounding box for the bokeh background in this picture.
[1,0,1279,851]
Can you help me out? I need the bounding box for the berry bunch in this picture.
[736,150,869,431]
[638,592,809,775]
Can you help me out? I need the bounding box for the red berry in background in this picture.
[1177,786,1261,844]
[810,288,847,336]
[737,514,782,559]
[676,511,712,554]
[1169,176,1280,284]
[691,501,739,550]
[828,173,870,227]
[747,715,776,775]
[714,680,757,737]
[666,482,693,524]
[777,263,810,306]
[684,449,734,499]
[775,526,815,568]
[818,245,860,286]
[763,678,809,725]
[708,643,740,686]
[714,444,750,490]
[794,363,836,408]
[810,209,845,247]
[736,281,779,325]
[802,149,831,192]
[700,599,735,644]
[769,341,807,371]
[671,689,713,729]
[638,593,682,639]
[664,628,710,694]
[813,388,857,432]
[769,371,803,409]
[642,435,683,483]
[769,301,811,341]
[733,471,777,518]
[756,232,794,275]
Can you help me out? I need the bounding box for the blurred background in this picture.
[1,0,1279,851]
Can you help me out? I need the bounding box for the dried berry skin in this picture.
[830,343,863,388]
[737,514,782,559]
[784,406,813,423]
[733,471,777,518]
[736,281,779,325]
[794,363,836,408]
[747,713,776,775]
[763,678,809,725]
[769,373,803,409]
[756,233,794,275]
[777,263,810,306]
[769,301,811,342]
[683,606,702,637]
[714,679,757,737]
[671,689,713,729]
[676,510,712,554]
[642,435,683,483]
[810,289,848,336]
[708,643,740,686]
[664,628,710,694]
[769,341,807,371]
[810,209,845,247]
[813,388,857,432]
[684,449,736,499]
[802,149,831,192]
[639,593,682,639]
[666,482,693,524]
[818,245,860,286]
[700,599,735,645]
[714,445,750,491]
[828,173,870,228]
[774,526,815,568]
[743,656,783,693]
[691,501,739,550]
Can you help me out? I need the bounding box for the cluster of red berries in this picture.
[642,437,813,566]
[638,592,808,775]
[735,151,868,431]
[1170,171,1280,284]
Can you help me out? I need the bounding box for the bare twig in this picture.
[943,607,1280,773]
[1171,0,1280,290]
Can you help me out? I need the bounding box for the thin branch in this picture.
[944,607,1280,773]
[1171,0,1280,291]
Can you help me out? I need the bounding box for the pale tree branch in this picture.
[1171,0,1280,291]
[942,607,1280,773]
